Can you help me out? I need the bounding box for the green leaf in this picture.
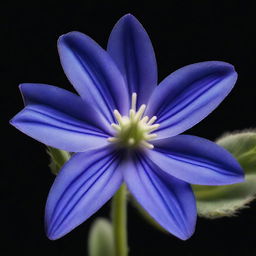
[88,218,115,256]
[193,130,256,219]
[217,130,256,174]
[46,147,71,175]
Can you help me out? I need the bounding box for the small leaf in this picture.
[217,130,256,174]
[193,130,256,218]
[46,147,71,175]
[88,218,115,256]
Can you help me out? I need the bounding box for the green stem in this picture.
[111,184,128,256]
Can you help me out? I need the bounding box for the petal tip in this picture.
[18,83,24,91]
[9,118,15,126]
[45,215,63,241]
[9,114,20,127]
[210,61,237,76]
[46,228,61,241]
[178,232,193,241]
[57,31,83,46]
[118,13,140,26]
[168,223,195,241]
[122,13,135,19]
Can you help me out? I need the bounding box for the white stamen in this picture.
[141,116,149,123]
[108,94,160,150]
[113,110,123,125]
[129,109,135,119]
[144,133,157,140]
[148,116,157,125]
[131,92,137,111]
[107,137,119,142]
[141,141,154,149]
[111,123,121,131]
[134,104,146,121]
[145,124,160,132]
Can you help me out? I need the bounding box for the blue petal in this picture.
[148,135,244,185]
[123,153,196,240]
[145,61,238,138]
[58,31,129,123]
[45,146,123,240]
[107,14,157,106]
[10,83,111,152]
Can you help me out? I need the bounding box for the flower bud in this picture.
[47,147,71,175]
[88,218,115,256]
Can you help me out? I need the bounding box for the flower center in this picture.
[108,93,160,149]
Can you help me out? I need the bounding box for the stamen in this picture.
[141,141,154,149]
[145,124,160,132]
[131,92,137,111]
[113,110,123,125]
[148,116,157,125]
[141,116,149,123]
[134,104,146,121]
[129,109,135,119]
[107,137,119,142]
[108,94,160,150]
[144,133,157,140]
[111,123,121,131]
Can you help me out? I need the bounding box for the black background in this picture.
[3,1,256,255]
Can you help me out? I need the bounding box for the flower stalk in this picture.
[111,184,128,256]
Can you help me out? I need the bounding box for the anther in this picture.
[107,137,119,142]
[141,141,154,149]
[145,124,160,132]
[144,133,157,140]
[141,116,149,123]
[134,104,146,121]
[148,116,157,125]
[113,110,123,125]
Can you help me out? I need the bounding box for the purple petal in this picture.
[123,153,196,240]
[10,83,111,152]
[45,146,123,240]
[107,14,157,106]
[146,61,238,138]
[58,31,129,123]
[148,135,244,185]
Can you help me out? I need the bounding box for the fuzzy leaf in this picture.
[47,147,71,175]
[217,130,256,174]
[88,218,115,256]
[193,130,256,218]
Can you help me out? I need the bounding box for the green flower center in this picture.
[108,93,160,149]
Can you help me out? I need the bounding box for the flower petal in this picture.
[123,153,196,240]
[148,135,244,185]
[10,83,111,152]
[146,61,238,138]
[45,146,123,240]
[58,31,129,123]
[107,14,157,106]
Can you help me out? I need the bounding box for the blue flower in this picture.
[11,14,244,240]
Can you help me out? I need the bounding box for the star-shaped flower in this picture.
[11,14,243,240]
